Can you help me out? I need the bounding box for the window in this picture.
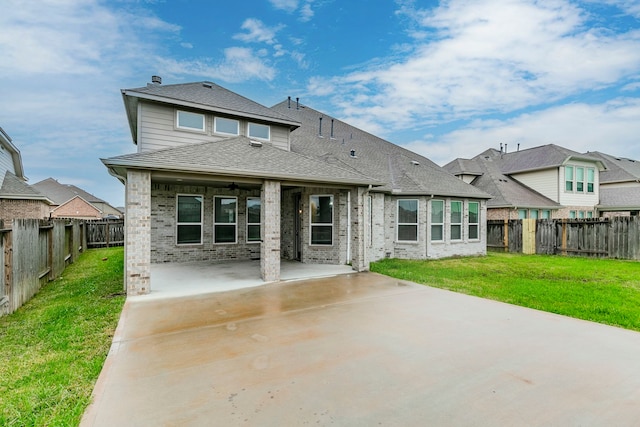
[586,211,593,218]
[578,211,585,219]
[518,209,528,219]
[176,195,203,244]
[214,117,239,135]
[450,201,462,240]
[530,210,539,219]
[214,197,237,243]
[246,197,261,242]
[248,122,270,140]
[576,167,584,192]
[468,202,479,240]
[431,200,444,241]
[541,210,551,219]
[587,168,595,193]
[397,199,418,242]
[569,210,577,219]
[310,195,333,245]
[176,110,205,131]
[565,165,574,192]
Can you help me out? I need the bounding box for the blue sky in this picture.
[1,0,639,206]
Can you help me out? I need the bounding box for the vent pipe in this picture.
[517,143,520,151]
[296,97,299,110]
[151,75,162,85]
[330,119,334,139]
[318,117,323,137]
[288,96,291,108]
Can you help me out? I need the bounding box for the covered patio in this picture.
[144,260,355,300]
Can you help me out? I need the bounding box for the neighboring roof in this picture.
[270,101,491,199]
[0,127,25,179]
[0,171,53,203]
[32,178,108,205]
[588,152,640,184]
[443,158,484,176]
[497,144,605,174]
[446,155,560,209]
[598,187,640,211]
[102,136,381,187]
[52,195,103,215]
[122,81,300,144]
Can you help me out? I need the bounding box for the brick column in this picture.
[125,170,151,295]
[350,186,368,271]
[261,180,281,282]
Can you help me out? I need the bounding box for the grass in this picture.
[371,252,640,332]
[0,247,125,427]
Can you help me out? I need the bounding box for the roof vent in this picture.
[350,149,357,158]
[250,140,263,148]
[203,82,213,88]
[411,160,420,166]
[151,75,162,85]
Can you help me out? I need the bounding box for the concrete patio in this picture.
[82,272,640,426]
[146,260,355,299]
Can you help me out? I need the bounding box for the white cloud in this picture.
[318,0,640,134]
[403,98,640,165]
[269,0,299,12]
[233,19,284,44]
[158,47,277,82]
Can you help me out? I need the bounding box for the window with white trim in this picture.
[176,110,205,132]
[246,197,261,243]
[248,122,270,140]
[214,196,237,243]
[397,199,418,242]
[450,201,462,240]
[565,165,574,192]
[565,165,596,194]
[541,210,551,219]
[468,202,479,240]
[518,209,528,219]
[530,210,539,219]
[310,195,333,245]
[587,168,595,193]
[176,195,203,244]
[214,117,239,135]
[576,167,585,192]
[431,200,444,241]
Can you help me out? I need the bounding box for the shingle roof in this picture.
[598,187,640,210]
[123,82,300,126]
[449,156,560,209]
[0,171,52,202]
[588,152,640,184]
[270,101,491,199]
[32,178,107,205]
[102,136,381,186]
[498,144,603,174]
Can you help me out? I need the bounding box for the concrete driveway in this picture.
[81,273,640,426]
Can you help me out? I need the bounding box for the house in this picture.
[444,144,606,219]
[102,78,490,296]
[32,178,123,220]
[0,127,53,224]
[587,152,640,217]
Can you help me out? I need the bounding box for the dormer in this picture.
[121,78,300,153]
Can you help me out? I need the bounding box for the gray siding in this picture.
[0,146,16,176]
[138,102,291,153]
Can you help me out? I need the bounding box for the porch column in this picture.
[261,180,281,282]
[125,170,151,295]
[350,186,368,272]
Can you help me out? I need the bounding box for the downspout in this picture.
[347,190,351,265]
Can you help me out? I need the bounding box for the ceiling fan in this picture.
[227,182,239,191]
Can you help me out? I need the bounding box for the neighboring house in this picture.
[587,152,640,217]
[444,144,606,220]
[32,177,123,219]
[102,78,490,295]
[0,127,53,224]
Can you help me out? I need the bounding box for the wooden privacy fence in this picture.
[85,219,124,248]
[1,219,86,316]
[487,217,640,260]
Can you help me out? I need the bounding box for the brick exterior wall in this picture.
[366,194,487,262]
[125,170,151,295]
[150,184,261,263]
[51,197,102,219]
[261,180,280,282]
[487,206,597,220]
[0,199,50,224]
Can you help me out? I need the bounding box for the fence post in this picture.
[503,219,509,252]
[560,219,567,256]
[2,230,12,315]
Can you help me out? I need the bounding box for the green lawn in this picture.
[372,252,640,332]
[0,247,125,427]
